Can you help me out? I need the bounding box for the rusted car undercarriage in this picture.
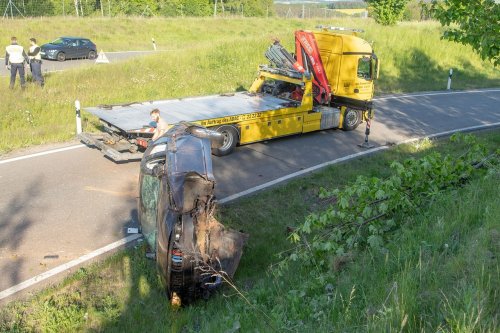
[138,123,248,305]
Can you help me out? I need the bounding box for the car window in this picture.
[81,40,90,46]
[51,38,64,45]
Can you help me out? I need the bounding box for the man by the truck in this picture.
[150,108,169,141]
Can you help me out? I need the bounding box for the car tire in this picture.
[211,126,238,156]
[56,52,66,62]
[342,108,361,131]
[88,50,97,60]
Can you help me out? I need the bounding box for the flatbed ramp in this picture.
[85,92,296,132]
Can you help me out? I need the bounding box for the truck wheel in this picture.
[211,126,238,156]
[342,108,361,131]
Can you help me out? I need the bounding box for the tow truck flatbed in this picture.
[85,92,297,133]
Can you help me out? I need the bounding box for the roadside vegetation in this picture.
[0,17,499,154]
[1,131,498,332]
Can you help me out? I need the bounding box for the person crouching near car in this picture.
[5,36,29,90]
[150,109,169,141]
[28,38,44,87]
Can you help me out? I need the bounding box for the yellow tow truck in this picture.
[79,26,379,161]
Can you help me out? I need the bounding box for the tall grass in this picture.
[1,131,498,332]
[1,17,498,153]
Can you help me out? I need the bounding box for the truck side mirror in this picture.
[371,55,380,80]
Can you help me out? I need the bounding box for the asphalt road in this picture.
[0,50,157,77]
[0,89,499,303]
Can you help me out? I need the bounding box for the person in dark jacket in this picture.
[5,36,29,89]
[28,38,44,87]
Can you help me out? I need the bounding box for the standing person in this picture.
[150,109,169,141]
[28,38,44,87]
[5,36,29,90]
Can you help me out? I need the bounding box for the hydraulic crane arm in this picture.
[294,30,331,104]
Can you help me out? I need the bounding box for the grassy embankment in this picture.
[0,130,498,332]
[0,17,499,154]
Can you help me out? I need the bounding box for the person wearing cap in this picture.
[150,109,169,141]
[28,37,44,87]
[5,36,29,89]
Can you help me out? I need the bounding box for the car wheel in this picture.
[56,52,66,62]
[342,108,361,131]
[88,50,97,60]
[211,126,238,156]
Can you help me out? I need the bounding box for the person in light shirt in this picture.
[150,109,169,141]
[5,36,29,90]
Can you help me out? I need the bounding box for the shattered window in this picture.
[139,174,160,251]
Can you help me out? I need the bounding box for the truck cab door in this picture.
[353,55,375,101]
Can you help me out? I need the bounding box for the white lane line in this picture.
[106,50,172,54]
[219,121,500,204]
[219,146,389,204]
[375,88,500,101]
[2,122,500,301]
[0,144,84,165]
[0,234,141,301]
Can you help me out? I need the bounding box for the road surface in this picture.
[0,88,499,303]
[0,50,158,77]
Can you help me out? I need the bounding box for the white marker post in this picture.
[75,100,82,135]
[152,38,157,51]
[447,68,453,90]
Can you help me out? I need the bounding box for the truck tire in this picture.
[211,126,238,156]
[342,108,361,131]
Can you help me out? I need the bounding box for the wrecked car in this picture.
[138,122,248,305]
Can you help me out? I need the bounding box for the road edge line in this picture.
[0,144,85,165]
[0,234,141,301]
[374,88,500,101]
[219,122,500,204]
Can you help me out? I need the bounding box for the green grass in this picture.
[0,17,499,154]
[1,130,498,332]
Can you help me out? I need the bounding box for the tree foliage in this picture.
[431,0,500,66]
[284,134,499,272]
[0,0,272,17]
[367,0,411,25]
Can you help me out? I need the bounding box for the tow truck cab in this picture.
[314,29,379,110]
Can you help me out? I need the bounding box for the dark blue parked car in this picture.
[40,37,97,62]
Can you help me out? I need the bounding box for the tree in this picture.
[431,0,499,66]
[367,0,410,25]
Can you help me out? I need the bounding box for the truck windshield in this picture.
[357,56,372,80]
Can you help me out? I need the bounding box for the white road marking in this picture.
[1,122,499,301]
[106,50,172,53]
[219,147,389,203]
[219,121,500,204]
[374,88,500,101]
[0,234,141,301]
[0,144,85,165]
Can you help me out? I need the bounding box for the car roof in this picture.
[59,36,92,41]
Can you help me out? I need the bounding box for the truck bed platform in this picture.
[84,92,296,132]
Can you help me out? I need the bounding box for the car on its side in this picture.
[40,37,97,62]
